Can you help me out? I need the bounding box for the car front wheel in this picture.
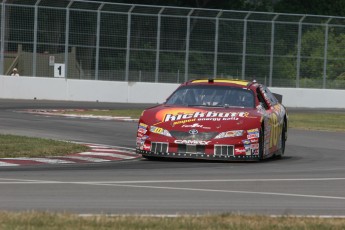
[258,126,264,161]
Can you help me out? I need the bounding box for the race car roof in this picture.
[187,79,256,87]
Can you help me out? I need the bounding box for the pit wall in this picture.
[1,76,344,108]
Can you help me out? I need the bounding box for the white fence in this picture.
[0,76,344,108]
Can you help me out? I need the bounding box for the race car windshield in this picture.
[165,85,255,108]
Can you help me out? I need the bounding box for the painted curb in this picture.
[19,109,139,122]
[0,143,140,167]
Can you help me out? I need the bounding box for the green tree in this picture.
[276,27,345,81]
[274,0,345,17]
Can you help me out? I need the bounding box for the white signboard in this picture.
[49,56,55,66]
[54,63,65,78]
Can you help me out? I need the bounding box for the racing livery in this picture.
[136,79,288,161]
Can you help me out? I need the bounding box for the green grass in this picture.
[0,212,344,230]
[0,134,90,158]
[288,112,345,131]
[64,109,345,132]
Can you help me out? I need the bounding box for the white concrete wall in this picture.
[1,76,344,108]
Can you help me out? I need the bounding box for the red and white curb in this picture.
[0,143,140,167]
[19,109,138,122]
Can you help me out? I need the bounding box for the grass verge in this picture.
[0,134,90,158]
[0,212,344,230]
[63,109,345,132]
[288,112,345,131]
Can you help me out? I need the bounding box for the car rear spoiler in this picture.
[273,93,283,103]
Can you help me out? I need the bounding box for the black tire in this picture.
[258,126,264,161]
[281,121,287,155]
[142,155,157,161]
[275,121,287,159]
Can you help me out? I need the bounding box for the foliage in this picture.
[276,27,345,81]
[274,0,345,17]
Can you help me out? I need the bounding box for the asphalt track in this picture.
[0,99,344,216]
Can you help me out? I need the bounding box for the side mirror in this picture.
[260,102,269,110]
[272,93,283,103]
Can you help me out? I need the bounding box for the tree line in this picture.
[92,0,345,17]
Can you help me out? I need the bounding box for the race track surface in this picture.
[0,99,344,216]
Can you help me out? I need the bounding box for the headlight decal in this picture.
[214,130,244,139]
[150,126,172,137]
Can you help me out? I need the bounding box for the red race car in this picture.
[136,79,288,161]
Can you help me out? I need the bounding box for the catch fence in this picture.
[1,0,345,89]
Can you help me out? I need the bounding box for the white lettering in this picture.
[174,140,211,145]
[164,111,249,122]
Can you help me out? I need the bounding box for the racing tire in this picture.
[141,155,157,161]
[275,121,287,159]
[258,126,264,161]
[281,121,287,155]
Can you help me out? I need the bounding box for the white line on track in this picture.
[0,162,19,166]
[3,157,75,164]
[69,177,345,184]
[58,156,111,162]
[0,177,345,200]
[77,152,136,159]
[78,213,345,218]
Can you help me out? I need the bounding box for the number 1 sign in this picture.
[54,63,65,78]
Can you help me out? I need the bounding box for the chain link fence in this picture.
[1,0,345,89]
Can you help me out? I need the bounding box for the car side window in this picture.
[256,87,269,110]
[262,86,278,106]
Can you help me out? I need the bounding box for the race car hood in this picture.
[140,104,263,132]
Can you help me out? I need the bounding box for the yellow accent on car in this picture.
[192,79,249,86]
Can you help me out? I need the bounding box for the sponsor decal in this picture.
[139,123,148,129]
[136,135,149,147]
[235,147,246,155]
[251,143,259,149]
[246,148,252,156]
[251,149,259,155]
[269,112,283,149]
[150,126,164,134]
[247,133,259,139]
[143,144,151,151]
[247,128,259,134]
[181,123,210,129]
[174,140,211,145]
[164,111,250,122]
[149,126,171,137]
[173,118,196,126]
[242,139,251,145]
[247,128,260,139]
[136,137,142,147]
[250,138,259,143]
[138,128,147,134]
[155,108,206,122]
